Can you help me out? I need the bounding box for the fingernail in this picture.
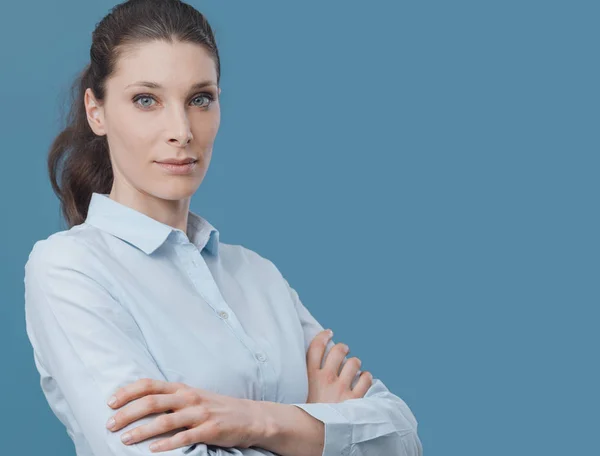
[121,433,132,443]
[326,329,333,338]
[343,344,349,353]
[108,396,117,406]
[106,417,115,429]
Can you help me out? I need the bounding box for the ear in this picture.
[84,88,106,136]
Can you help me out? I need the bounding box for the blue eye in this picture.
[133,95,156,109]
[132,93,215,110]
[191,94,214,107]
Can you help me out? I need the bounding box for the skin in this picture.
[104,329,372,454]
[85,39,221,235]
[84,39,372,454]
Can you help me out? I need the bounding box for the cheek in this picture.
[112,123,155,161]
[107,135,155,183]
[209,107,221,135]
[120,121,152,146]
[194,109,221,144]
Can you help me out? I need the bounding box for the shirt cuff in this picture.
[291,403,352,456]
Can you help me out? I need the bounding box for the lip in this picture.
[154,160,198,175]
[155,158,198,165]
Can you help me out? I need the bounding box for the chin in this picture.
[151,183,200,202]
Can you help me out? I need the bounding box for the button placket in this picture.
[180,240,275,398]
[186,245,240,329]
[184,245,221,308]
[256,352,267,362]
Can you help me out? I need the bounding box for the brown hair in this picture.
[48,0,221,228]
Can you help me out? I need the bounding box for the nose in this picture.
[166,106,193,147]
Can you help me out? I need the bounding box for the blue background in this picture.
[1,1,598,454]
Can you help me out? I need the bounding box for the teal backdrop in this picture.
[1,1,597,455]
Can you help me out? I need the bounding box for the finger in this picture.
[109,378,182,409]
[306,329,333,373]
[108,393,187,432]
[338,357,361,387]
[322,343,349,375]
[352,371,373,398]
[149,420,206,452]
[120,407,197,447]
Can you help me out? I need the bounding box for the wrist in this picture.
[252,401,325,456]
[247,399,281,448]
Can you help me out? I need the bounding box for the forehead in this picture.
[110,40,217,89]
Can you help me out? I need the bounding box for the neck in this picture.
[108,187,191,236]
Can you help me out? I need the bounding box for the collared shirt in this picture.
[24,192,422,456]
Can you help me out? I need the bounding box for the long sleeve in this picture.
[284,279,423,456]
[24,236,279,456]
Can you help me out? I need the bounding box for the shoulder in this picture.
[220,242,284,281]
[24,225,122,311]
[24,224,103,280]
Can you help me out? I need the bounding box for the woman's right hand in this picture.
[305,329,373,403]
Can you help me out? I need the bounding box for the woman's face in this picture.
[85,39,221,203]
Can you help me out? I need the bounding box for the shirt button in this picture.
[256,353,266,362]
[217,310,229,319]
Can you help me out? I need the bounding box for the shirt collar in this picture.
[84,192,220,256]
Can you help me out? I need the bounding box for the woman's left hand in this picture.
[105,378,267,452]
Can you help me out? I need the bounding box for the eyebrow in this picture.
[124,80,217,90]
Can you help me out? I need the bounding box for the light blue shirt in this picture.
[24,192,422,456]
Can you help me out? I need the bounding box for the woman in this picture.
[24,1,422,455]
